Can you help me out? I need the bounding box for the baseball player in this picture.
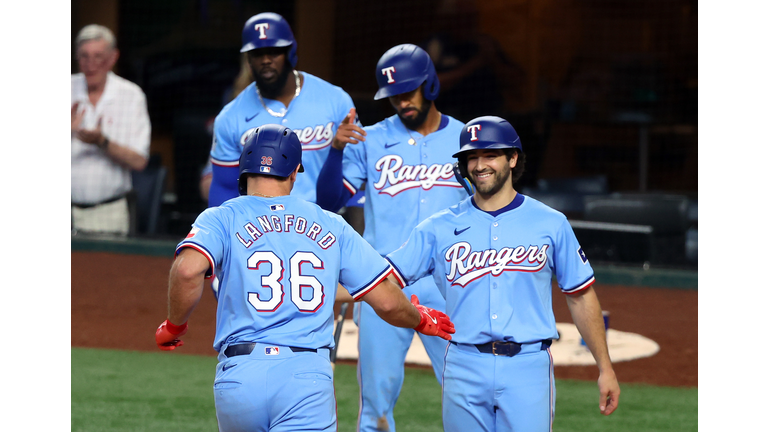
[386,116,620,431]
[207,12,356,207]
[154,124,454,432]
[315,44,467,431]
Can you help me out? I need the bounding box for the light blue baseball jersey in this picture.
[341,113,466,432]
[387,194,596,345]
[176,195,393,353]
[210,74,355,203]
[342,114,468,255]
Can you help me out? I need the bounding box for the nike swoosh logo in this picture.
[384,142,400,149]
[454,227,470,235]
[222,363,237,371]
[245,113,259,122]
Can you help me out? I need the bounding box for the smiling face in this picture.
[248,46,293,99]
[466,149,518,196]
[388,86,431,130]
[76,38,118,89]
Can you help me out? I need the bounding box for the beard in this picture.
[398,97,431,130]
[472,163,512,197]
[253,64,293,100]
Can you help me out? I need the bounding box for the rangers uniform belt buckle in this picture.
[491,341,522,357]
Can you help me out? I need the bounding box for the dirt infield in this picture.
[71,251,697,388]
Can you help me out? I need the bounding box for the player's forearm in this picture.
[208,165,241,207]
[566,287,614,372]
[363,278,421,328]
[374,298,421,329]
[316,147,349,211]
[167,252,208,325]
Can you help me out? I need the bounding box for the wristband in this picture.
[98,137,109,150]
[165,320,188,335]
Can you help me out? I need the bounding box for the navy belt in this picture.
[224,343,317,358]
[72,193,128,209]
[453,339,552,357]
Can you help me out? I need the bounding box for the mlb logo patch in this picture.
[265,347,280,355]
[260,166,271,173]
[577,247,589,264]
[186,227,199,239]
[270,204,285,211]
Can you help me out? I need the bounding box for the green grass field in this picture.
[72,347,697,431]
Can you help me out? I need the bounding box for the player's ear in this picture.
[289,164,301,181]
[508,150,518,169]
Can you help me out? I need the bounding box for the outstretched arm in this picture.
[361,274,454,340]
[316,108,364,211]
[156,248,210,350]
[208,164,240,207]
[566,286,620,415]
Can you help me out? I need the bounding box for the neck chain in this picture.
[255,70,301,118]
[406,131,419,146]
[405,112,441,145]
[249,191,279,198]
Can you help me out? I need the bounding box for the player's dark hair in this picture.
[504,149,526,184]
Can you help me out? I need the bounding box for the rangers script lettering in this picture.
[373,155,460,195]
[445,242,549,287]
[240,122,335,151]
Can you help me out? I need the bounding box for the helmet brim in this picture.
[373,78,425,100]
[452,142,521,158]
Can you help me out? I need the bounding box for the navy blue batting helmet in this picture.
[238,124,303,195]
[374,44,440,101]
[453,116,523,178]
[453,116,523,158]
[240,13,298,68]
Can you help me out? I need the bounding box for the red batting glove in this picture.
[155,319,188,351]
[411,295,455,341]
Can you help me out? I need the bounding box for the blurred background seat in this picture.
[129,159,168,237]
[522,174,609,218]
[571,193,692,267]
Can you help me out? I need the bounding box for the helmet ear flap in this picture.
[423,62,440,100]
[423,75,439,100]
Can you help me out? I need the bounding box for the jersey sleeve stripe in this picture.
[385,257,407,288]
[350,265,393,301]
[562,275,595,295]
[210,157,240,167]
[342,177,357,195]
[176,242,216,280]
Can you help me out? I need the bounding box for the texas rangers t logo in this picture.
[254,23,270,39]
[467,124,482,141]
[381,66,397,83]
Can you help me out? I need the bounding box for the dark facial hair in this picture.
[473,159,512,197]
[398,95,432,130]
[253,63,293,100]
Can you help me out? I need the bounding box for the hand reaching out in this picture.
[411,294,455,341]
[331,108,366,150]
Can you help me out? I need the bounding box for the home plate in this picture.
[333,321,659,367]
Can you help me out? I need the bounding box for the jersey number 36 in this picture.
[247,251,324,313]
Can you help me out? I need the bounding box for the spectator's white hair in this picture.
[75,24,116,50]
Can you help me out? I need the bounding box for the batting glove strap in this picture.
[155,320,188,351]
[164,320,188,335]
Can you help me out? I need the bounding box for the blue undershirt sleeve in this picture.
[316,146,351,212]
[208,164,240,207]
